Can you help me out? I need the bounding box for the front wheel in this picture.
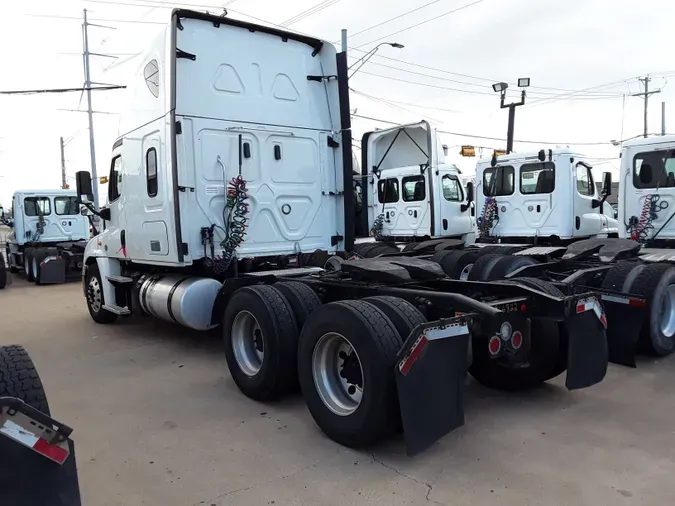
[23,248,34,282]
[85,263,117,324]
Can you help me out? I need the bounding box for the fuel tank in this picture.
[139,275,222,330]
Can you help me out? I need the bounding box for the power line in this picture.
[351,112,616,146]
[280,0,341,27]
[346,0,444,40]
[354,0,487,48]
[0,85,126,95]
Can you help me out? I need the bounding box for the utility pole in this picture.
[341,29,347,53]
[632,75,660,138]
[662,102,666,135]
[82,9,99,209]
[60,137,67,189]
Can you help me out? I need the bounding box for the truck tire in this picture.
[511,277,564,296]
[364,296,426,341]
[223,285,299,400]
[0,345,50,415]
[469,319,560,391]
[487,256,539,280]
[24,248,34,282]
[0,252,6,290]
[369,243,399,257]
[601,261,640,292]
[631,263,675,356]
[353,243,381,258]
[431,250,451,264]
[438,250,480,279]
[467,253,505,281]
[274,281,322,329]
[298,300,402,448]
[32,248,47,285]
[474,246,501,256]
[402,243,417,253]
[84,263,118,324]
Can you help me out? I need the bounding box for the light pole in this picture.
[493,78,530,154]
[348,42,404,79]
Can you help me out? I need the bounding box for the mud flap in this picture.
[601,294,648,367]
[395,317,470,456]
[564,302,608,390]
[39,256,66,284]
[0,398,81,505]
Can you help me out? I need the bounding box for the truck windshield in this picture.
[634,150,675,188]
[24,197,51,216]
[483,166,514,196]
[55,197,80,215]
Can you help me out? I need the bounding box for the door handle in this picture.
[414,210,418,218]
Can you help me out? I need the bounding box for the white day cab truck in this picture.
[0,190,89,287]
[440,145,675,367]
[75,9,611,455]
[355,121,476,257]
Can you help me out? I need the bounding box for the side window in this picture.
[442,175,463,201]
[24,197,51,216]
[575,163,594,196]
[402,175,426,202]
[146,148,158,197]
[144,59,159,98]
[483,166,515,196]
[55,197,80,215]
[377,178,399,203]
[521,162,555,195]
[108,156,122,202]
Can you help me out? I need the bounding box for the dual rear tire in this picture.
[222,285,426,448]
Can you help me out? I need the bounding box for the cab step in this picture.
[102,304,131,316]
[106,275,134,285]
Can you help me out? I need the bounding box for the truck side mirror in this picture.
[75,171,94,201]
[466,181,474,203]
[99,208,111,221]
[461,181,475,212]
[602,171,612,196]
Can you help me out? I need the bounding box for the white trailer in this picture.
[1,189,88,285]
[75,9,609,454]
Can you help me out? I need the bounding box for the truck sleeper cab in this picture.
[475,149,617,243]
[78,10,609,455]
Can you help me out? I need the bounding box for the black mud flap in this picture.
[0,398,81,505]
[564,297,608,390]
[40,256,67,284]
[600,294,648,367]
[395,317,471,456]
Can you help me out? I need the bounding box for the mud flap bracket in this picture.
[395,317,471,456]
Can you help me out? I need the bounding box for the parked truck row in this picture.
[1,9,672,456]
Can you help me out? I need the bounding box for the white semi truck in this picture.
[358,121,476,246]
[75,9,610,454]
[1,190,88,285]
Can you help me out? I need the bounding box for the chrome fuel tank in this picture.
[139,275,222,330]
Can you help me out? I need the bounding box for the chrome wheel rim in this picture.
[312,332,363,416]
[231,311,264,376]
[660,285,675,337]
[32,258,38,277]
[459,263,473,281]
[24,256,29,275]
[87,276,102,312]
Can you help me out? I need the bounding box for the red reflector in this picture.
[488,335,501,356]
[520,304,527,312]
[511,331,522,349]
[629,298,647,308]
[33,438,69,464]
[398,335,428,376]
[576,303,586,314]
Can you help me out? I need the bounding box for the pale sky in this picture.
[2,0,674,206]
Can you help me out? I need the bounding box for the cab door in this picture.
[102,153,128,259]
[573,161,606,237]
[437,171,471,237]
[398,174,431,236]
